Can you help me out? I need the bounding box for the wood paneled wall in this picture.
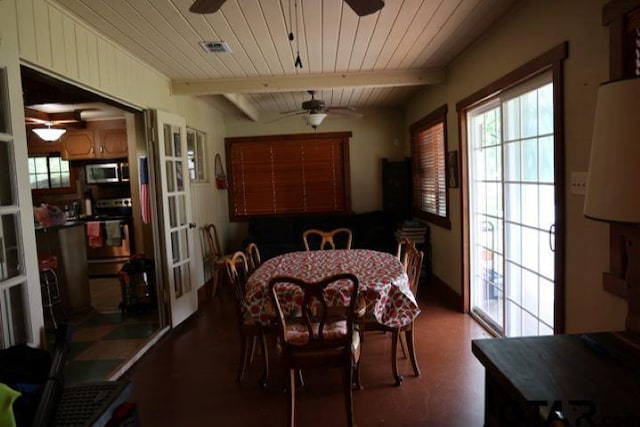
[12,0,171,111]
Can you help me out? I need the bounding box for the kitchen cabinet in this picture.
[98,128,128,158]
[61,129,94,159]
[61,121,128,160]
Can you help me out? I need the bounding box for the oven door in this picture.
[86,220,132,276]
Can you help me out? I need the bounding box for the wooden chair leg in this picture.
[211,267,221,299]
[353,359,362,390]
[391,329,403,386]
[287,369,296,427]
[249,336,257,364]
[344,361,354,427]
[238,334,251,382]
[405,327,421,377]
[259,332,269,389]
[399,332,408,359]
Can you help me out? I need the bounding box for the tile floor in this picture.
[62,311,160,386]
[47,276,161,386]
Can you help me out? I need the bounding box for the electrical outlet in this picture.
[571,172,588,195]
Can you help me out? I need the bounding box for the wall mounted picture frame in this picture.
[447,150,459,188]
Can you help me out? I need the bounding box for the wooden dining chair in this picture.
[360,244,424,386]
[302,228,353,251]
[203,224,232,299]
[268,273,362,427]
[396,237,415,267]
[245,242,262,275]
[224,251,269,386]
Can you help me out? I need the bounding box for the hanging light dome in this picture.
[32,124,66,142]
[306,113,327,129]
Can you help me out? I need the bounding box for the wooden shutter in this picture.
[410,104,449,227]
[226,132,351,220]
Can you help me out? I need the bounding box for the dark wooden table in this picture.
[472,332,640,426]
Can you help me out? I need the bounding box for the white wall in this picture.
[405,0,625,333]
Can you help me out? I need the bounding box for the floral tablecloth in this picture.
[245,249,420,328]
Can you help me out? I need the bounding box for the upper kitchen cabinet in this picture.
[62,120,128,160]
[98,128,128,158]
[61,130,94,159]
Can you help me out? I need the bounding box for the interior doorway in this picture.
[21,66,166,384]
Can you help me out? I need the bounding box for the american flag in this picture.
[140,156,151,224]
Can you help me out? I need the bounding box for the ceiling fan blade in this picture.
[343,0,384,16]
[280,109,306,115]
[265,111,306,124]
[326,107,363,118]
[189,0,226,14]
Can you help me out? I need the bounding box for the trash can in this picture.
[118,256,156,315]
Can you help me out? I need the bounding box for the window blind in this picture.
[410,104,448,227]
[226,132,351,220]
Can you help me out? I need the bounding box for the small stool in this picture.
[38,254,64,329]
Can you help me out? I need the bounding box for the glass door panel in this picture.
[469,72,556,337]
[153,110,197,327]
[0,47,43,347]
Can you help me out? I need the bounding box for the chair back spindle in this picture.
[302,228,353,251]
[245,242,262,274]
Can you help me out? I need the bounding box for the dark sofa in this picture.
[243,210,397,261]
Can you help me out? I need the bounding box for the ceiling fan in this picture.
[274,90,363,129]
[189,0,384,17]
[24,107,85,141]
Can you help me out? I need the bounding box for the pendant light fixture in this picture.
[32,123,66,142]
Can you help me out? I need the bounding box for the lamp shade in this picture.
[32,126,66,142]
[306,113,327,128]
[584,78,640,224]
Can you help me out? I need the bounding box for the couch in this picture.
[243,211,398,261]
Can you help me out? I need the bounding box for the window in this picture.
[410,104,449,228]
[225,132,351,220]
[187,128,207,182]
[28,155,71,190]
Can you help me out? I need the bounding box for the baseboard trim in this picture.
[429,274,464,313]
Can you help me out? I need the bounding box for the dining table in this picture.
[244,249,420,328]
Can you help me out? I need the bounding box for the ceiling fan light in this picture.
[306,113,327,128]
[33,125,66,142]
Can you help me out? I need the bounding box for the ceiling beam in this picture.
[222,93,260,122]
[171,68,445,96]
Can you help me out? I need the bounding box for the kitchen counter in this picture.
[36,222,90,312]
[34,220,85,231]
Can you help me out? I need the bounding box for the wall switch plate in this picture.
[571,172,588,195]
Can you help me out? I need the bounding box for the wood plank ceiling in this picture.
[52,0,516,119]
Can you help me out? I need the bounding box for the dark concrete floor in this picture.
[124,284,492,426]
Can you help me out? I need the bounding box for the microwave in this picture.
[86,162,129,184]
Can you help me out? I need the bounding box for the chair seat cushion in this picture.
[282,330,361,366]
[285,320,348,345]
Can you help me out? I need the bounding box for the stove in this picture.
[86,198,134,277]
[95,198,133,217]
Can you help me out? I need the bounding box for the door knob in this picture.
[189,222,196,229]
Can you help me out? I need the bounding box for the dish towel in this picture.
[86,221,103,248]
[105,220,122,246]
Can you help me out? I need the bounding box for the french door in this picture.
[468,72,557,337]
[0,47,43,347]
[149,110,198,327]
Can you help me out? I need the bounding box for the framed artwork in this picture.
[447,150,459,188]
